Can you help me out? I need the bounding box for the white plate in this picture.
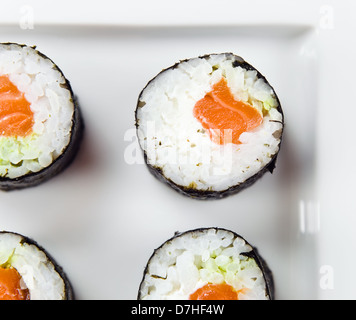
[0,0,355,300]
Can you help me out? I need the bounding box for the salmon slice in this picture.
[193,78,262,145]
[0,267,30,300]
[0,75,34,137]
[190,283,242,300]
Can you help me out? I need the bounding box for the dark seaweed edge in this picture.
[135,52,284,200]
[0,230,74,300]
[137,227,274,300]
[0,43,84,191]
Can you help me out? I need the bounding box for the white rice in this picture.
[0,44,74,179]
[137,53,283,192]
[139,228,270,300]
[0,232,66,300]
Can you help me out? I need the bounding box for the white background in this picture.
[0,0,355,300]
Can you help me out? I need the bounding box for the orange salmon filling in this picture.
[0,75,34,137]
[190,283,240,300]
[193,78,263,145]
[0,266,30,300]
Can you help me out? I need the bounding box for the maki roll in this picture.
[136,53,283,199]
[0,43,83,191]
[0,231,73,300]
[138,228,274,300]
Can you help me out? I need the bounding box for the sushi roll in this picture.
[0,231,74,300]
[138,228,274,300]
[0,43,83,191]
[136,53,283,199]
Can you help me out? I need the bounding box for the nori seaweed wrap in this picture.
[0,43,83,191]
[138,227,274,300]
[0,231,74,300]
[136,53,283,199]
